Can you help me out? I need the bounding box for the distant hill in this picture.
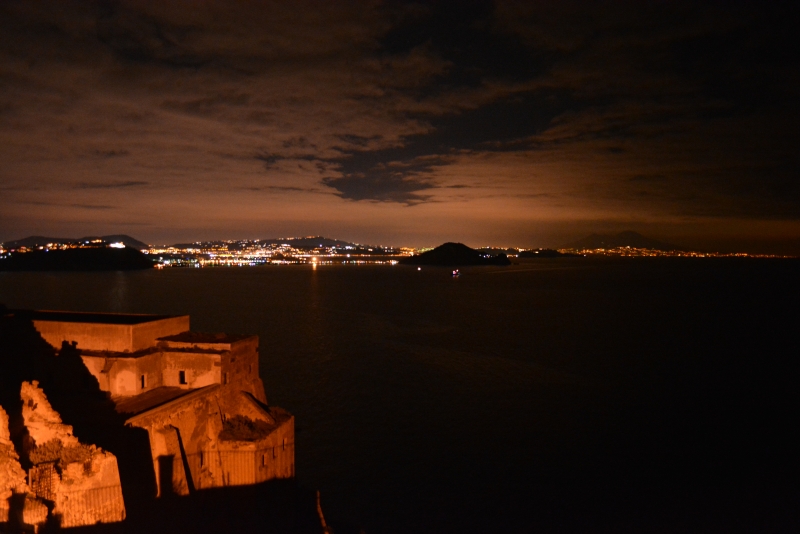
[3,234,148,250]
[79,235,149,250]
[171,236,395,253]
[171,237,355,249]
[1,235,75,249]
[565,231,688,251]
[259,236,355,249]
[0,247,153,271]
[399,242,511,266]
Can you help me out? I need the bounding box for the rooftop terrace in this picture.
[21,310,190,352]
[17,310,176,325]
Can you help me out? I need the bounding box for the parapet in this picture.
[157,331,254,351]
[24,310,190,353]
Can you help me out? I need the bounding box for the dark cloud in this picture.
[629,175,668,183]
[255,153,319,170]
[94,149,130,158]
[243,185,316,193]
[322,170,436,204]
[21,200,115,210]
[96,6,207,68]
[75,181,149,189]
[71,204,115,210]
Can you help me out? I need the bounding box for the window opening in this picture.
[179,370,187,385]
[140,375,146,389]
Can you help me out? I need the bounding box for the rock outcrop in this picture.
[1,405,27,522]
[21,380,80,451]
[21,381,126,527]
[0,406,26,495]
[1,405,48,531]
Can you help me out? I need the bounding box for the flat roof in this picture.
[124,386,220,425]
[15,309,177,325]
[159,332,252,344]
[114,386,200,415]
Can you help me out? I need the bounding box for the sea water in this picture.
[1,258,797,532]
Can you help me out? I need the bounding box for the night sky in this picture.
[1,1,798,252]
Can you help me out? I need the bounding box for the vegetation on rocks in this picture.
[219,415,273,441]
[29,439,94,466]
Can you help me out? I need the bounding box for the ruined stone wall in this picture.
[21,380,80,452]
[0,405,29,525]
[51,451,126,527]
[20,381,126,528]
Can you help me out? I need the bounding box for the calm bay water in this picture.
[1,258,798,532]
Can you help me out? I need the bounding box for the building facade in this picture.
[27,310,295,498]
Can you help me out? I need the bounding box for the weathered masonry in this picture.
[1,382,126,531]
[27,310,295,498]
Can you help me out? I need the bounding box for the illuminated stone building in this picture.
[27,311,295,498]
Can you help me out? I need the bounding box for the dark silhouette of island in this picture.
[3,235,148,250]
[0,247,153,271]
[518,249,577,258]
[399,242,511,266]
[565,230,688,251]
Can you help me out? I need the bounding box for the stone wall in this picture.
[220,337,266,402]
[127,384,295,496]
[215,410,295,486]
[161,351,221,390]
[0,405,30,526]
[129,387,224,496]
[33,315,189,353]
[20,381,126,528]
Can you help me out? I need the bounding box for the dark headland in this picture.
[399,242,511,266]
[3,234,148,251]
[0,247,153,271]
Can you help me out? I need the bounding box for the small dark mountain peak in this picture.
[400,242,510,266]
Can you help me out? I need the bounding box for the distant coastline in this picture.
[1,231,794,270]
